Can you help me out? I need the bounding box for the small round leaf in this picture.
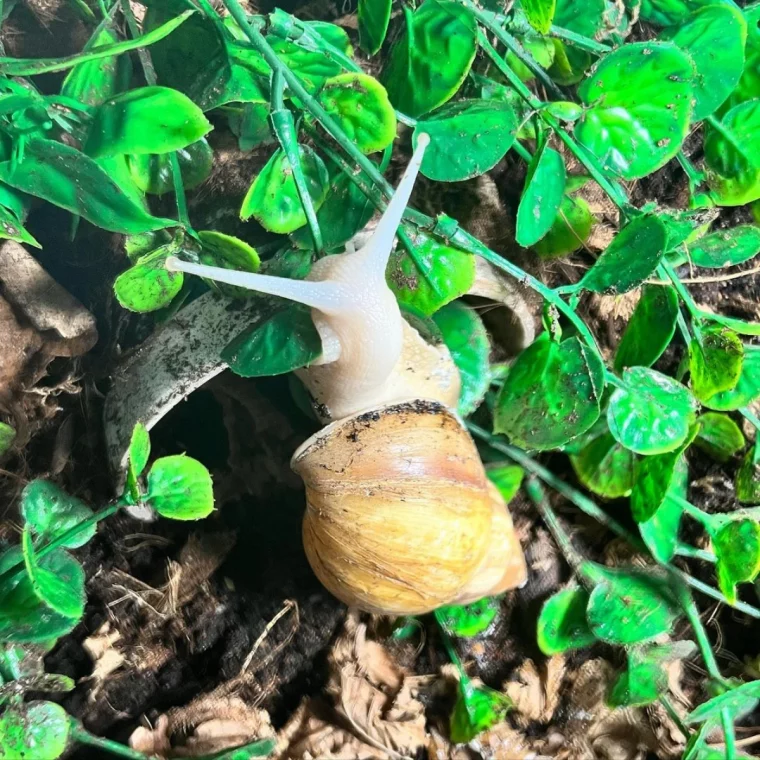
[687,225,760,269]
[689,325,744,402]
[703,344,760,411]
[127,138,213,195]
[516,142,566,247]
[436,597,500,637]
[486,465,524,505]
[694,413,745,462]
[21,480,94,549]
[537,586,596,655]
[0,701,69,760]
[114,246,184,313]
[533,194,593,258]
[570,421,635,499]
[146,455,214,520]
[713,518,760,603]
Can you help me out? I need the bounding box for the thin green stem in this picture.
[675,582,725,684]
[548,24,611,54]
[512,140,533,163]
[671,494,715,529]
[676,543,716,563]
[660,695,691,740]
[674,568,760,619]
[121,0,157,86]
[168,151,190,228]
[677,151,705,194]
[721,710,737,760]
[70,722,150,760]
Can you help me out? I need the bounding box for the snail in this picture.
[165,135,527,615]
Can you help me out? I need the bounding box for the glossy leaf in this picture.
[575,42,694,180]
[736,448,760,504]
[639,0,715,26]
[520,0,556,34]
[585,566,678,645]
[0,204,39,248]
[486,465,524,504]
[580,214,666,294]
[704,100,760,206]
[0,701,69,760]
[0,549,77,644]
[114,246,184,313]
[694,413,745,462]
[713,518,760,603]
[21,480,94,549]
[687,225,760,268]
[198,230,260,300]
[686,679,760,726]
[387,227,475,316]
[0,9,194,76]
[533,194,593,258]
[358,0,392,54]
[537,586,596,654]
[145,0,231,110]
[639,455,688,563]
[129,422,151,479]
[660,4,746,120]
[725,2,760,110]
[450,680,511,743]
[414,100,516,182]
[570,419,636,499]
[516,142,566,247]
[86,86,211,158]
[703,344,760,411]
[222,304,322,378]
[146,455,214,520]
[608,659,667,708]
[269,38,341,92]
[436,597,500,637]
[241,146,329,234]
[433,302,490,416]
[548,0,605,84]
[61,27,130,107]
[689,325,743,402]
[0,422,15,457]
[318,74,396,155]
[21,531,85,620]
[614,285,679,371]
[0,139,173,234]
[607,367,698,455]
[494,334,605,450]
[127,139,213,195]
[382,0,477,118]
[291,171,374,252]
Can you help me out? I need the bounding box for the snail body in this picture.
[167,135,527,614]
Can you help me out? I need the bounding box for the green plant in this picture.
[3,0,760,754]
[0,423,217,759]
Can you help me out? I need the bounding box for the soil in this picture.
[1,3,760,759]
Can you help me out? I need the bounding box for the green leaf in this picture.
[736,448,760,504]
[85,86,211,158]
[687,225,760,268]
[127,138,213,195]
[387,227,475,316]
[291,171,374,252]
[0,204,39,248]
[146,455,214,520]
[0,139,173,234]
[0,9,194,76]
[608,659,667,708]
[129,422,151,479]
[638,0,715,26]
[21,480,94,549]
[548,0,605,84]
[358,0,391,54]
[145,0,231,110]
[436,597,500,637]
[0,701,69,760]
[703,344,760,411]
[414,100,516,182]
[607,367,698,455]
[22,531,85,619]
[486,465,524,504]
[689,325,743,402]
[318,73,396,155]
[520,0,557,34]
[580,214,666,294]
[630,429,696,523]
[241,146,329,234]
[533,194,593,258]
[222,304,322,378]
[704,100,760,206]
[114,246,184,313]
[269,38,341,93]
[433,302,490,416]
[713,518,760,603]
[198,230,260,299]
[537,586,596,655]
[725,2,760,110]
[639,455,688,563]
[659,4,746,120]
[569,419,636,499]
[516,142,566,247]
[585,566,679,645]
[575,42,694,180]
[61,27,131,107]
[0,422,15,457]
[614,285,679,372]
[686,679,760,726]
[450,680,511,743]
[0,549,77,643]
[694,413,745,462]
[382,0,477,118]
[494,334,604,450]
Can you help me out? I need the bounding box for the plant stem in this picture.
[677,151,705,193]
[168,151,190,228]
[674,568,760,619]
[70,722,150,760]
[270,69,323,252]
[676,543,716,563]
[671,494,715,529]
[674,582,726,684]
[660,695,691,740]
[548,24,611,54]
[721,709,737,760]
[512,140,533,163]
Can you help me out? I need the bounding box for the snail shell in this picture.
[293,399,527,614]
